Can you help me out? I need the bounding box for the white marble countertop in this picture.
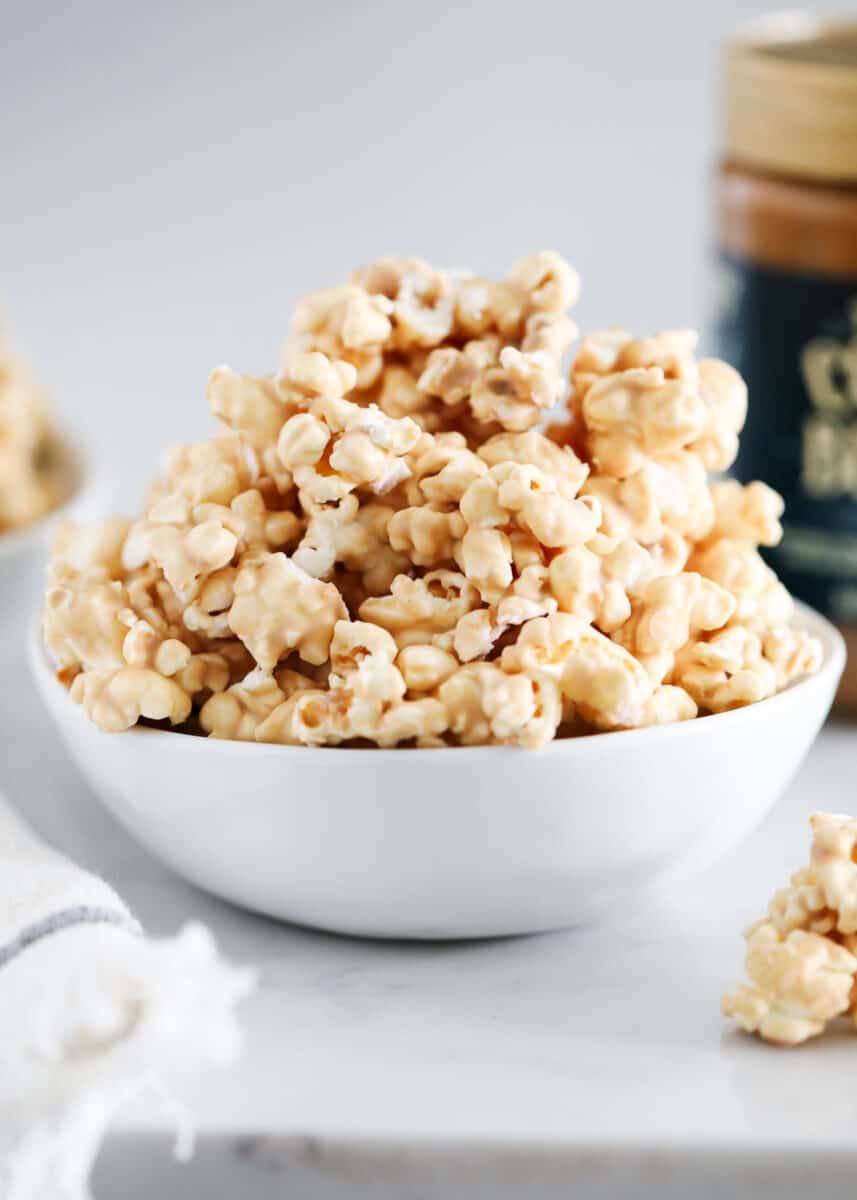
[3,646,856,1198]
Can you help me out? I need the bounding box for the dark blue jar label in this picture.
[715,254,857,623]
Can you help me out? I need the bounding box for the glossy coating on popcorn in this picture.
[42,252,821,745]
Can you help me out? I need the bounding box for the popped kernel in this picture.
[459,462,599,552]
[723,814,857,1046]
[722,922,857,1047]
[581,367,706,478]
[501,612,654,730]
[438,662,561,748]
[706,478,784,548]
[672,623,780,710]
[200,668,290,741]
[689,538,793,628]
[477,430,588,499]
[207,366,291,447]
[229,552,347,668]
[70,667,191,732]
[613,572,736,683]
[396,644,459,692]
[359,570,481,647]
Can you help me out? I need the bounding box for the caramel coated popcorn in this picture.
[43,252,822,745]
[723,814,857,1046]
[0,336,75,533]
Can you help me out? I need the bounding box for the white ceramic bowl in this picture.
[30,604,844,940]
[0,441,104,661]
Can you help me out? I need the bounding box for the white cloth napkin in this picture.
[0,794,256,1200]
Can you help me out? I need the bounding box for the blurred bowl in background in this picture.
[29,602,845,940]
[0,439,106,661]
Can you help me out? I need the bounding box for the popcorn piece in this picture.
[777,814,857,938]
[638,685,697,725]
[51,518,131,579]
[692,359,748,472]
[722,922,857,1047]
[469,347,565,431]
[763,626,824,690]
[613,572,736,683]
[289,285,392,388]
[508,251,581,312]
[256,620,408,745]
[207,366,291,446]
[200,668,290,741]
[672,624,778,711]
[396,644,459,692]
[549,538,660,633]
[689,538,793,629]
[405,433,487,506]
[228,552,347,668]
[584,452,713,545]
[438,662,562,748]
[173,651,231,700]
[123,500,238,601]
[417,346,481,409]
[706,479,784,548]
[227,489,302,554]
[501,612,654,730]
[460,463,600,555]
[581,367,707,478]
[183,567,237,639]
[722,813,857,1045]
[388,506,466,567]
[570,329,747,474]
[453,563,556,661]
[157,435,261,507]
[277,358,421,502]
[121,616,191,678]
[477,431,588,499]
[43,577,130,676]
[70,667,191,732]
[359,571,481,647]
[456,527,513,600]
[374,698,449,747]
[392,265,457,350]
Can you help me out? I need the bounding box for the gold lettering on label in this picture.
[800,299,857,499]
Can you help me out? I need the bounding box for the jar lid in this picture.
[725,12,857,183]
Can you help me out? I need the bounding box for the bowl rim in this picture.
[28,599,846,762]
[0,434,102,561]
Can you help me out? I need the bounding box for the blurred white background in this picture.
[1,0,841,504]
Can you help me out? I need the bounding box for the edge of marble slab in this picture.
[93,1132,857,1200]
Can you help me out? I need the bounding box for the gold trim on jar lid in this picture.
[725,11,857,183]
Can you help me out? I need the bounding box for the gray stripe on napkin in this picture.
[0,905,140,970]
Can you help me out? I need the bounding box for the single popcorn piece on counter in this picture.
[722,922,857,1047]
[41,251,823,746]
[723,813,857,1046]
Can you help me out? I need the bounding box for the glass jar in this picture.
[714,14,857,705]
